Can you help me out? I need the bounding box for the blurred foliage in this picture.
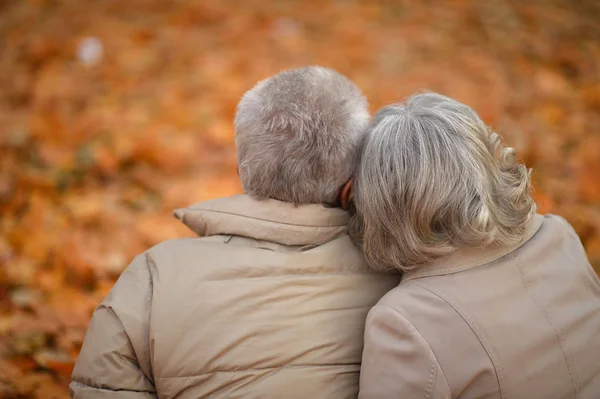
[1,0,599,397]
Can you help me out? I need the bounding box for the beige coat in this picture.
[360,214,600,399]
[70,195,401,399]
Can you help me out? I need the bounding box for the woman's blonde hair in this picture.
[349,92,536,272]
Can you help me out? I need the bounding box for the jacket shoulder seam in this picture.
[411,281,507,399]
[515,255,581,398]
[155,363,360,379]
[374,304,447,399]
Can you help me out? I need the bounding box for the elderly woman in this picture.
[350,93,600,398]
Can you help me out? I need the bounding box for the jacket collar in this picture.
[173,194,350,246]
[402,214,544,283]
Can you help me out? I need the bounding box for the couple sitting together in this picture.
[71,67,600,398]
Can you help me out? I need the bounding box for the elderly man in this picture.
[70,66,401,398]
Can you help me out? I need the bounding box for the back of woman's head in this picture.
[349,92,536,272]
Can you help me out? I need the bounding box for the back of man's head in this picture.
[234,66,369,205]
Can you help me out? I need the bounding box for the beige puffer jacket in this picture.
[70,195,401,399]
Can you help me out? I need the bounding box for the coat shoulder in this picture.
[373,280,443,316]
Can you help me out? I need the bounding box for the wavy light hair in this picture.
[349,92,536,272]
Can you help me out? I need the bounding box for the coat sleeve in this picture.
[70,254,157,398]
[359,305,451,399]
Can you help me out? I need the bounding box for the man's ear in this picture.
[340,179,354,210]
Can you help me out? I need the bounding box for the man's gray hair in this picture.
[349,92,536,271]
[234,66,369,204]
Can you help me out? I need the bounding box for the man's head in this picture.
[234,66,369,205]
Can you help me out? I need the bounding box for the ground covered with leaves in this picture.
[1,0,599,397]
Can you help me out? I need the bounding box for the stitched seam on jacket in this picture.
[98,303,155,391]
[181,208,348,228]
[376,304,444,399]
[426,358,437,399]
[102,305,141,367]
[203,271,391,282]
[144,252,156,385]
[71,379,156,394]
[156,363,360,379]
[515,255,582,398]
[412,281,507,399]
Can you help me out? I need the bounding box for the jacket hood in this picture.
[173,194,350,246]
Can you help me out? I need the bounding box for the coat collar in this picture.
[402,214,544,283]
[173,194,349,246]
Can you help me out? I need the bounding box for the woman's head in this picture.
[349,92,536,272]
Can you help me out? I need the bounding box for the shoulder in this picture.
[536,213,581,241]
[145,236,233,264]
[545,214,585,242]
[374,279,444,313]
[527,214,588,260]
[148,236,225,253]
[367,280,454,338]
[138,236,241,282]
[364,285,441,361]
[361,284,452,398]
[369,278,475,350]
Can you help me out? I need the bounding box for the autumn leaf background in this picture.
[1,0,599,397]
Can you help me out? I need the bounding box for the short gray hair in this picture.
[235,66,369,204]
[349,92,536,272]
